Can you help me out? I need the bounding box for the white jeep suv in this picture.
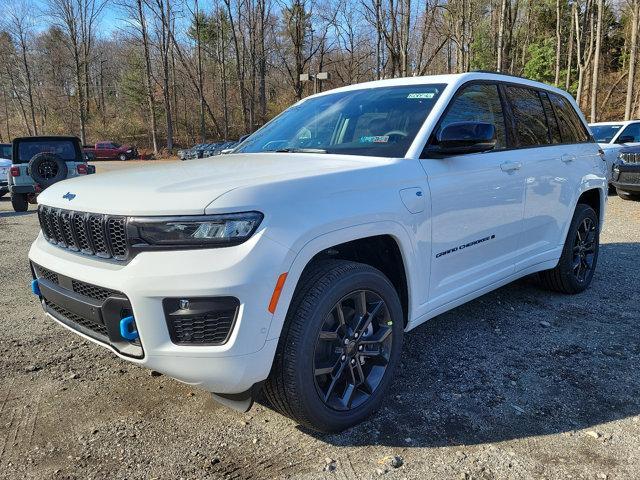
[28,72,607,432]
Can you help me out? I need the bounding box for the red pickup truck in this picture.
[83,141,138,161]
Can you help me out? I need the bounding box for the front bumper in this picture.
[28,230,291,393]
[612,162,640,193]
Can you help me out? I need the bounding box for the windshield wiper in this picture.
[274,148,327,153]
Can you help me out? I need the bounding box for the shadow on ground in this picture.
[289,242,640,447]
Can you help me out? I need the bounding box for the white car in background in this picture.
[589,120,640,182]
[0,143,11,198]
[29,72,607,432]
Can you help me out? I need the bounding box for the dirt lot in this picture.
[1,160,639,479]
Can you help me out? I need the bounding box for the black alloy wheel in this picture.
[264,260,404,432]
[538,203,599,294]
[37,160,59,179]
[313,289,393,411]
[572,216,597,284]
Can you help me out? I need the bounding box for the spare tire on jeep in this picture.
[29,152,68,188]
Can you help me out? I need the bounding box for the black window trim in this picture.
[420,79,595,159]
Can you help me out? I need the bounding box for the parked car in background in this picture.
[29,72,606,432]
[0,143,10,159]
[0,143,10,198]
[612,146,640,200]
[83,141,138,161]
[589,120,640,183]
[8,136,95,212]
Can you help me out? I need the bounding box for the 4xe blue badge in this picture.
[62,192,76,201]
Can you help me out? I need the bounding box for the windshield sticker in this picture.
[407,92,435,99]
[360,135,389,143]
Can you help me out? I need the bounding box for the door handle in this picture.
[561,154,576,163]
[500,161,522,172]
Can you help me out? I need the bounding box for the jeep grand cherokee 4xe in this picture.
[28,72,607,432]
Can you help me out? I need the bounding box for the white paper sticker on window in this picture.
[407,93,435,99]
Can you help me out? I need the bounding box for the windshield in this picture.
[590,124,623,143]
[236,84,446,158]
[0,144,10,159]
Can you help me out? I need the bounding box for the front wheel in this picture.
[118,153,127,161]
[538,203,599,294]
[264,260,404,432]
[11,192,29,212]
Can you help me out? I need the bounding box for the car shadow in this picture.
[286,242,640,447]
[0,210,37,218]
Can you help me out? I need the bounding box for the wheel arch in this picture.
[266,222,419,341]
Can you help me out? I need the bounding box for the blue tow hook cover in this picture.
[31,279,41,296]
[119,316,139,341]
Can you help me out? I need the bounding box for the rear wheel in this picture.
[11,192,28,212]
[616,188,640,200]
[538,204,599,294]
[264,260,404,432]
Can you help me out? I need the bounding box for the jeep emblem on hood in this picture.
[62,192,76,201]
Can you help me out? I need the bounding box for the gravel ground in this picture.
[1,161,639,479]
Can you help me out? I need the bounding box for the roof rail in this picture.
[470,70,533,82]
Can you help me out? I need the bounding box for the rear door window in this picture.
[504,86,550,147]
[549,93,591,143]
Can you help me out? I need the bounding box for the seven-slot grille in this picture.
[620,151,640,164]
[38,206,129,260]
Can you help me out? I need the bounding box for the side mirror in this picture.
[426,122,496,156]
[617,135,635,144]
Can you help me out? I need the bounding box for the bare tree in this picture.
[590,0,604,122]
[626,0,639,120]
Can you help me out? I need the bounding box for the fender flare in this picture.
[560,177,607,248]
[265,220,420,341]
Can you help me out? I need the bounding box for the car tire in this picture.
[616,188,640,200]
[264,260,404,433]
[29,153,68,188]
[11,192,29,212]
[538,203,599,294]
[119,153,127,161]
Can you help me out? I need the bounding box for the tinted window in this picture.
[435,83,507,149]
[549,93,590,143]
[17,139,78,164]
[236,84,446,158]
[540,92,562,144]
[505,86,550,147]
[617,123,640,143]
[0,144,10,159]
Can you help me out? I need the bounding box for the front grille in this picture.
[33,264,59,284]
[619,172,640,184]
[38,206,129,261]
[71,280,120,302]
[33,263,119,303]
[620,152,640,164]
[45,298,110,341]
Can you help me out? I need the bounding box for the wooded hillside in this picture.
[0,0,638,152]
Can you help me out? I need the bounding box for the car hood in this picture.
[36,153,376,215]
[0,159,11,167]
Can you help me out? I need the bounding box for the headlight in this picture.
[129,212,263,248]
[126,149,133,153]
